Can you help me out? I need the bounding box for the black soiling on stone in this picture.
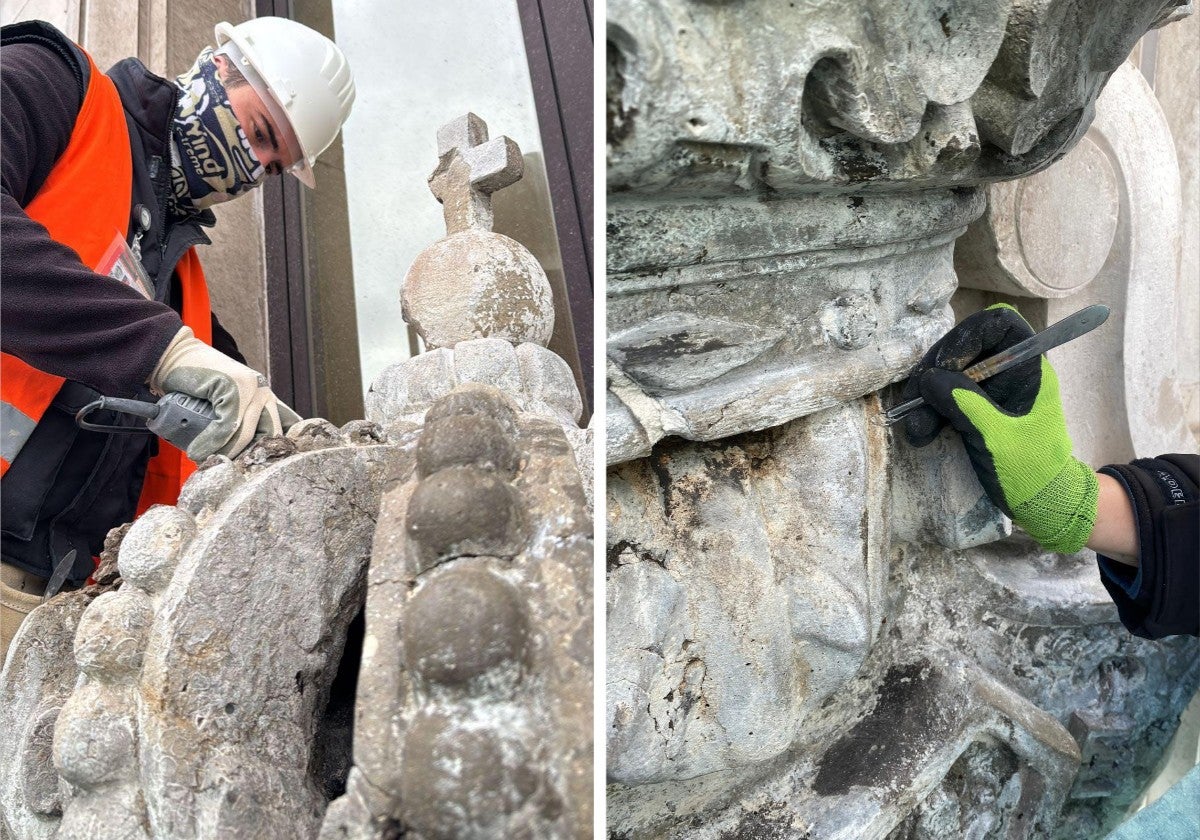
[416,414,519,479]
[424,384,518,437]
[406,467,522,570]
[403,567,530,687]
[606,539,667,574]
[649,450,677,521]
[715,803,807,840]
[310,607,364,801]
[607,39,636,148]
[812,660,951,796]
[619,331,734,367]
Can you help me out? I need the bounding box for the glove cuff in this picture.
[1012,457,1098,554]
[148,325,196,395]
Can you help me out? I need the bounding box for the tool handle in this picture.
[885,304,1109,424]
[76,396,160,432]
[147,392,216,451]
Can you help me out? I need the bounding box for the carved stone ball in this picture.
[401,230,554,350]
[404,567,529,686]
[53,681,137,786]
[117,504,197,594]
[425,383,519,436]
[406,466,523,572]
[72,590,154,679]
[400,709,540,838]
[417,415,520,479]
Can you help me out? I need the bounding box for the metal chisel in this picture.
[884,304,1111,425]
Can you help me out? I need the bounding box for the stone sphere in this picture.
[417,415,520,479]
[425,382,519,434]
[402,230,554,349]
[400,709,539,838]
[404,566,529,686]
[73,590,154,678]
[406,466,522,571]
[117,505,196,594]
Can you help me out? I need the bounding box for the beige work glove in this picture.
[149,326,301,462]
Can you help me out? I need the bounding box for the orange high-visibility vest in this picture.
[0,45,211,513]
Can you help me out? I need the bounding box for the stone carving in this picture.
[605,0,1190,464]
[1,114,591,840]
[402,112,555,349]
[321,383,593,840]
[607,3,1198,838]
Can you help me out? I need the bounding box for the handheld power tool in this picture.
[76,392,216,451]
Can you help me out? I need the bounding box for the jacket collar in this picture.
[106,57,216,229]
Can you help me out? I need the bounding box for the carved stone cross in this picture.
[429,113,524,235]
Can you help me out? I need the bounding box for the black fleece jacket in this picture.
[1097,454,1199,639]
[1,32,244,399]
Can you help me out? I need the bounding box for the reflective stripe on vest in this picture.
[1,41,212,509]
[0,356,65,474]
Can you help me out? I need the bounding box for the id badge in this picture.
[96,231,154,300]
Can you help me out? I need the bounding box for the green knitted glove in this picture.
[901,304,1098,553]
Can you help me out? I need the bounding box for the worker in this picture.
[0,17,355,660]
[904,302,1199,840]
[900,303,1198,639]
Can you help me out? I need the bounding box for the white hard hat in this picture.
[214,17,355,189]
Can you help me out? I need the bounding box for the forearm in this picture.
[0,193,182,396]
[1086,472,1138,565]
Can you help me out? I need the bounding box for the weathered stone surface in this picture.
[366,340,585,451]
[403,230,554,349]
[406,466,523,572]
[1,590,97,840]
[416,413,520,478]
[606,3,1197,838]
[516,342,584,425]
[606,190,966,463]
[398,709,542,839]
[116,506,195,599]
[606,0,1190,464]
[893,425,1012,550]
[607,0,1185,193]
[333,383,592,839]
[134,445,401,840]
[608,400,888,785]
[404,566,530,687]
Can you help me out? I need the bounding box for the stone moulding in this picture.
[323,384,594,840]
[606,0,1189,194]
[605,0,1189,462]
[606,190,978,464]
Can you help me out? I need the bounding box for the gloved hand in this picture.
[149,326,301,462]
[900,303,1098,553]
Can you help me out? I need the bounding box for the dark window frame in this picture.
[516,0,594,409]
